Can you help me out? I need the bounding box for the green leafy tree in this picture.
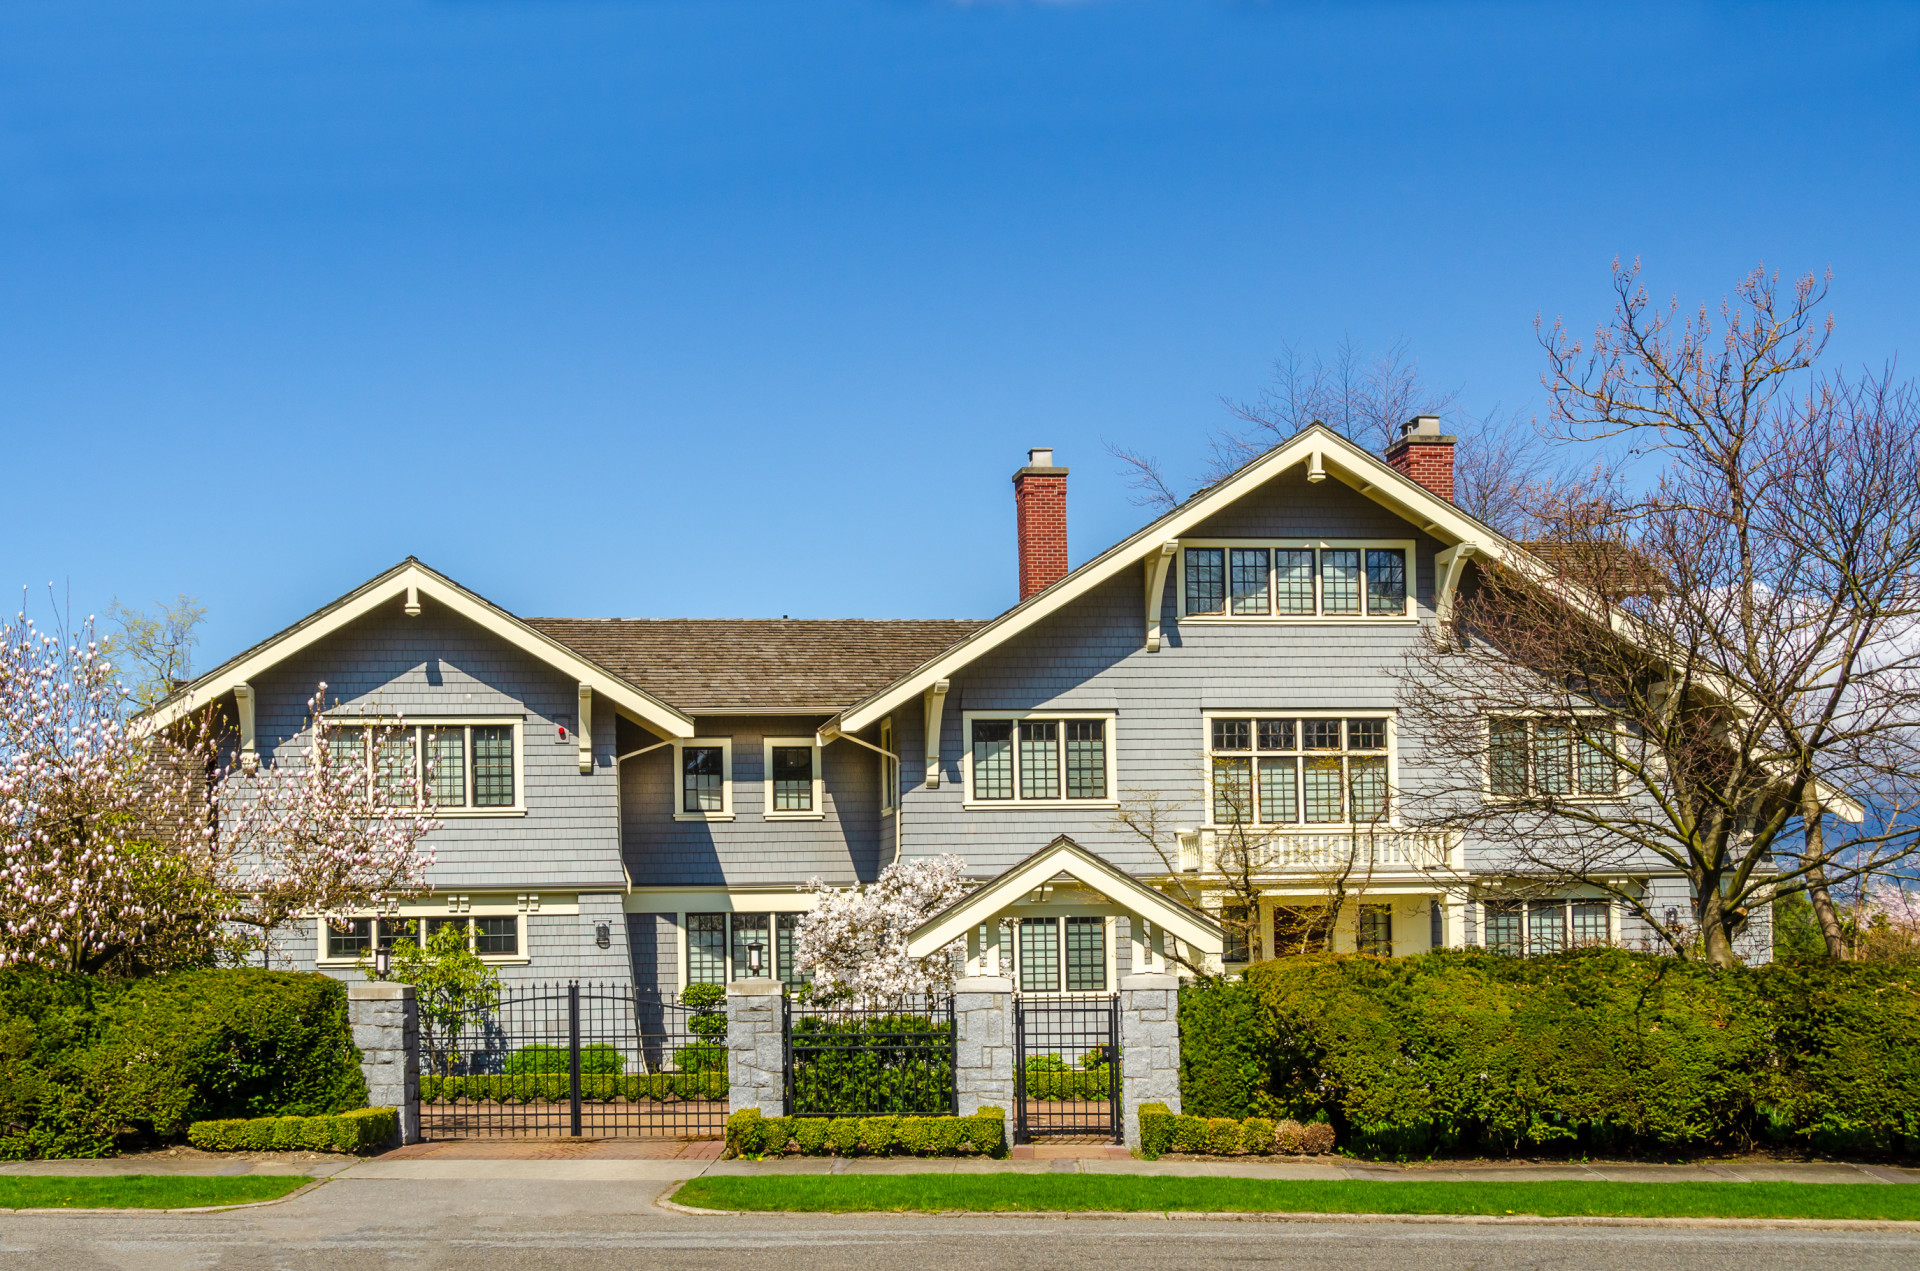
[360,922,500,1075]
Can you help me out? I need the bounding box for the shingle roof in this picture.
[523,618,989,715]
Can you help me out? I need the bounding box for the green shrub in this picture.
[1206,1118,1241,1154]
[1180,950,1920,1160]
[859,1116,900,1152]
[1170,1114,1210,1154]
[932,1115,968,1154]
[827,1116,864,1155]
[759,1116,794,1154]
[725,1108,764,1155]
[1024,1070,1113,1101]
[1241,1117,1275,1154]
[793,1117,832,1155]
[1023,1052,1067,1073]
[0,968,366,1159]
[418,1072,729,1103]
[674,1043,728,1074]
[787,1013,954,1117]
[1078,1048,1111,1071]
[1137,1101,1175,1159]
[187,1107,395,1154]
[967,1106,1008,1157]
[681,984,728,1041]
[503,1044,625,1075]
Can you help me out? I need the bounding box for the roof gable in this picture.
[139,559,696,738]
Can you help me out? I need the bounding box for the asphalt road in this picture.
[3,1178,1918,1271]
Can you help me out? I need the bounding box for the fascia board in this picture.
[905,840,1224,957]
[138,562,696,740]
[839,425,1514,734]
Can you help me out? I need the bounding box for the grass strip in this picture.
[0,1174,311,1210]
[674,1175,1920,1222]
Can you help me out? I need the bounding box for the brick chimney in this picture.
[1385,415,1456,501]
[1013,447,1069,601]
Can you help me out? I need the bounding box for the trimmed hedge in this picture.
[504,1044,626,1075]
[187,1107,397,1154]
[1135,1102,1335,1159]
[1179,949,1920,1159]
[420,1073,728,1103]
[787,1012,954,1116]
[725,1106,1006,1158]
[0,968,368,1159]
[1023,1071,1112,1101]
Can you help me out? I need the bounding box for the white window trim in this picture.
[313,911,530,967]
[1480,712,1621,803]
[673,737,734,821]
[321,715,527,817]
[1175,538,1418,624]
[762,737,824,821]
[1200,709,1400,830]
[1010,914,1118,997]
[676,908,810,987]
[960,710,1120,810]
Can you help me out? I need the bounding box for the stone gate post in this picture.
[726,978,785,1115]
[952,975,1015,1116]
[348,981,420,1146]
[1118,972,1180,1148]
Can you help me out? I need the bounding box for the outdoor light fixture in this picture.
[373,946,391,977]
[595,923,611,949]
[748,942,764,976]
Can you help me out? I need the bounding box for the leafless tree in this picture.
[1397,261,1920,968]
[104,593,206,710]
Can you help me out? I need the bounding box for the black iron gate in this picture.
[1013,994,1120,1143]
[417,982,727,1140]
[784,995,957,1117]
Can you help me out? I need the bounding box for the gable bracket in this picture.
[1144,539,1179,652]
[1434,544,1479,638]
[922,679,951,787]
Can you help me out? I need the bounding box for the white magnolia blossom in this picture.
[213,684,440,944]
[791,854,968,1003]
[0,610,213,972]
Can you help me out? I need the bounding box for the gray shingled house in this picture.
[143,422,1769,993]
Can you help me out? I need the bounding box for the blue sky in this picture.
[4,1,1917,670]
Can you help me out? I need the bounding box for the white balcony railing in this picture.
[1176,826,1459,875]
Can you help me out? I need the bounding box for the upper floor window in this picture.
[1179,541,1412,620]
[1206,713,1391,827]
[964,713,1115,806]
[764,738,824,820]
[1487,716,1616,799]
[674,738,734,821]
[324,720,520,813]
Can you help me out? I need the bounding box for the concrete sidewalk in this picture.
[7,1143,1913,1185]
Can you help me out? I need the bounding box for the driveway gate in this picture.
[417,982,726,1140]
[1013,994,1121,1143]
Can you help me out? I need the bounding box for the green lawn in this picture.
[673,1175,1920,1222]
[0,1174,312,1210]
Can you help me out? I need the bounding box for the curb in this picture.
[3,1177,330,1218]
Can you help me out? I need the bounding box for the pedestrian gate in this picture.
[1012,994,1120,1143]
[416,982,726,1140]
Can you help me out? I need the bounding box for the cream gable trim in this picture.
[136,559,696,740]
[904,835,1224,958]
[836,425,1513,734]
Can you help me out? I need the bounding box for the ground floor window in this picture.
[1014,916,1108,993]
[1272,905,1331,955]
[685,911,808,987]
[1357,903,1393,956]
[1483,897,1610,955]
[321,913,521,961]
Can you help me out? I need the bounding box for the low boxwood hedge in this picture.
[724,1106,1006,1158]
[187,1107,397,1154]
[0,968,368,1160]
[504,1044,626,1075]
[1136,1102,1335,1159]
[1179,949,1920,1159]
[419,1072,728,1103]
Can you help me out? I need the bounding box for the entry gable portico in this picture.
[906,835,1225,970]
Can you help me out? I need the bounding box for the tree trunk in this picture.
[1801,790,1851,961]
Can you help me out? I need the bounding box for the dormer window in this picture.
[1180,540,1412,621]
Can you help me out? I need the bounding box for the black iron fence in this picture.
[1013,994,1120,1143]
[783,994,957,1118]
[417,982,726,1139]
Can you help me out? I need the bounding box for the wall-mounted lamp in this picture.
[595,923,611,950]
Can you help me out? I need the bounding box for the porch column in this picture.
[348,981,420,1146]
[1119,972,1180,1148]
[725,978,785,1116]
[953,975,1015,1116]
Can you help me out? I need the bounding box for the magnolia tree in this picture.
[211,684,440,960]
[790,854,968,1002]
[0,608,221,975]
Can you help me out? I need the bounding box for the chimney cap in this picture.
[1014,446,1068,479]
[1402,415,1441,439]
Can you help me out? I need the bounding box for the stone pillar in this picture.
[1119,972,1180,1149]
[348,982,420,1146]
[725,978,784,1116]
[952,975,1014,1116]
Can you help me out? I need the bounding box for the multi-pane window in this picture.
[1014,916,1106,993]
[322,722,513,810]
[1018,917,1061,993]
[325,914,521,960]
[969,717,1111,803]
[683,746,725,813]
[326,917,372,959]
[1273,906,1330,955]
[1184,543,1409,619]
[1208,716,1391,826]
[1357,904,1393,956]
[1065,917,1107,991]
[769,744,815,813]
[685,912,810,986]
[474,916,519,956]
[1221,904,1251,965]
[1482,898,1610,956]
[1488,717,1616,798]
